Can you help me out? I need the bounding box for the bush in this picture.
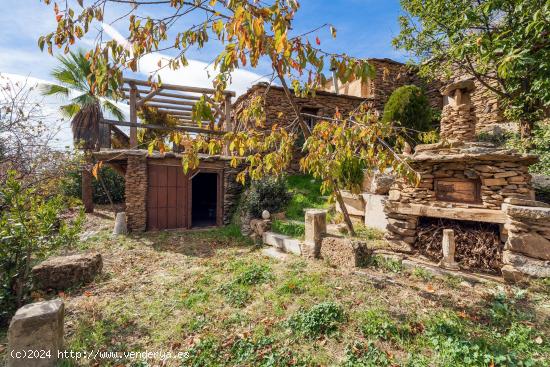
[240,176,291,218]
[0,172,82,325]
[63,166,125,204]
[382,85,435,145]
[286,301,346,338]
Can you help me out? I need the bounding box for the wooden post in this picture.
[223,95,232,155]
[82,167,94,213]
[129,83,138,147]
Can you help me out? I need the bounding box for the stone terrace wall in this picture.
[502,199,550,282]
[223,162,243,225]
[125,155,148,232]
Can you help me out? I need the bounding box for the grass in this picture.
[2,207,549,366]
[271,219,305,238]
[284,175,329,220]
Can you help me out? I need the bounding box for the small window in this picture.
[301,107,320,131]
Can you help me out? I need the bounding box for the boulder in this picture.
[506,232,550,261]
[502,251,550,279]
[320,236,369,268]
[7,299,64,367]
[363,172,395,195]
[32,253,102,290]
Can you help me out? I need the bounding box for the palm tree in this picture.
[41,49,124,122]
[42,50,124,213]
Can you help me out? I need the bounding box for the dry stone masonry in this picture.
[125,154,148,232]
[384,80,546,281]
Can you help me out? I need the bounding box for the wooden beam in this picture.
[123,77,236,97]
[129,84,138,147]
[387,202,507,224]
[136,88,162,107]
[145,103,194,112]
[143,97,198,107]
[157,109,192,116]
[102,119,224,135]
[122,89,202,101]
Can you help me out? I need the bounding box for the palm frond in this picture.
[102,99,125,122]
[60,103,81,118]
[39,83,69,97]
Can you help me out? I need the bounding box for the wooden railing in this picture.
[101,77,236,148]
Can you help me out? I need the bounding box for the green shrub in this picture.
[358,309,400,341]
[241,176,291,218]
[286,301,346,338]
[0,172,82,325]
[366,255,403,273]
[234,264,273,286]
[382,85,435,146]
[63,166,125,204]
[271,220,305,238]
[285,175,328,220]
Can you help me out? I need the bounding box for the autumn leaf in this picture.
[91,161,103,178]
[315,36,321,46]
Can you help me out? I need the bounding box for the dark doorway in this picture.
[191,172,218,227]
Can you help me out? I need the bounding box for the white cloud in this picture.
[102,23,268,97]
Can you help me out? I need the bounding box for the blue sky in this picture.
[0,0,408,83]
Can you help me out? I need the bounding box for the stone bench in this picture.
[32,253,102,290]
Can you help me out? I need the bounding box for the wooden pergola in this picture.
[101,77,236,148]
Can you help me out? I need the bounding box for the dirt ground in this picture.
[1,207,549,366]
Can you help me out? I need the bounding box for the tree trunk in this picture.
[82,167,94,213]
[334,186,356,237]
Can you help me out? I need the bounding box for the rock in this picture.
[7,299,64,367]
[320,236,370,268]
[263,231,302,256]
[482,178,508,187]
[506,232,550,261]
[501,265,530,284]
[32,253,102,290]
[372,174,395,195]
[261,210,271,220]
[503,197,550,208]
[502,251,550,279]
[113,212,128,235]
[504,205,550,221]
[250,219,271,238]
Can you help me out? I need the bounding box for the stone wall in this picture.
[125,154,148,232]
[223,162,244,224]
[322,58,443,111]
[440,104,476,142]
[501,198,550,282]
[233,83,369,131]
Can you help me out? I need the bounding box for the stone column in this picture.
[302,209,327,258]
[8,299,64,367]
[125,155,148,232]
[439,229,460,270]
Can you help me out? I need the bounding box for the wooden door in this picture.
[147,164,188,230]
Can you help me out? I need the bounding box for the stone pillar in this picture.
[439,229,460,270]
[302,209,327,258]
[125,155,148,232]
[113,212,128,235]
[8,299,64,367]
[82,167,94,213]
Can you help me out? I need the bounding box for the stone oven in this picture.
[383,80,549,280]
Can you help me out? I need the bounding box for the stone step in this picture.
[261,247,290,261]
[262,231,302,255]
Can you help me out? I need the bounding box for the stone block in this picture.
[32,253,102,290]
[8,299,64,367]
[506,232,550,261]
[336,191,365,217]
[503,197,550,208]
[262,231,302,255]
[502,251,550,279]
[482,177,508,186]
[505,205,550,221]
[320,236,369,268]
[250,219,271,238]
[363,194,389,231]
[493,171,518,178]
[439,229,460,270]
[303,209,327,258]
[113,212,127,235]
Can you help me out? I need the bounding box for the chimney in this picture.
[439,79,476,142]
[330,66,339,95]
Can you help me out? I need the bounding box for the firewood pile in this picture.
[415,218,503,273]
